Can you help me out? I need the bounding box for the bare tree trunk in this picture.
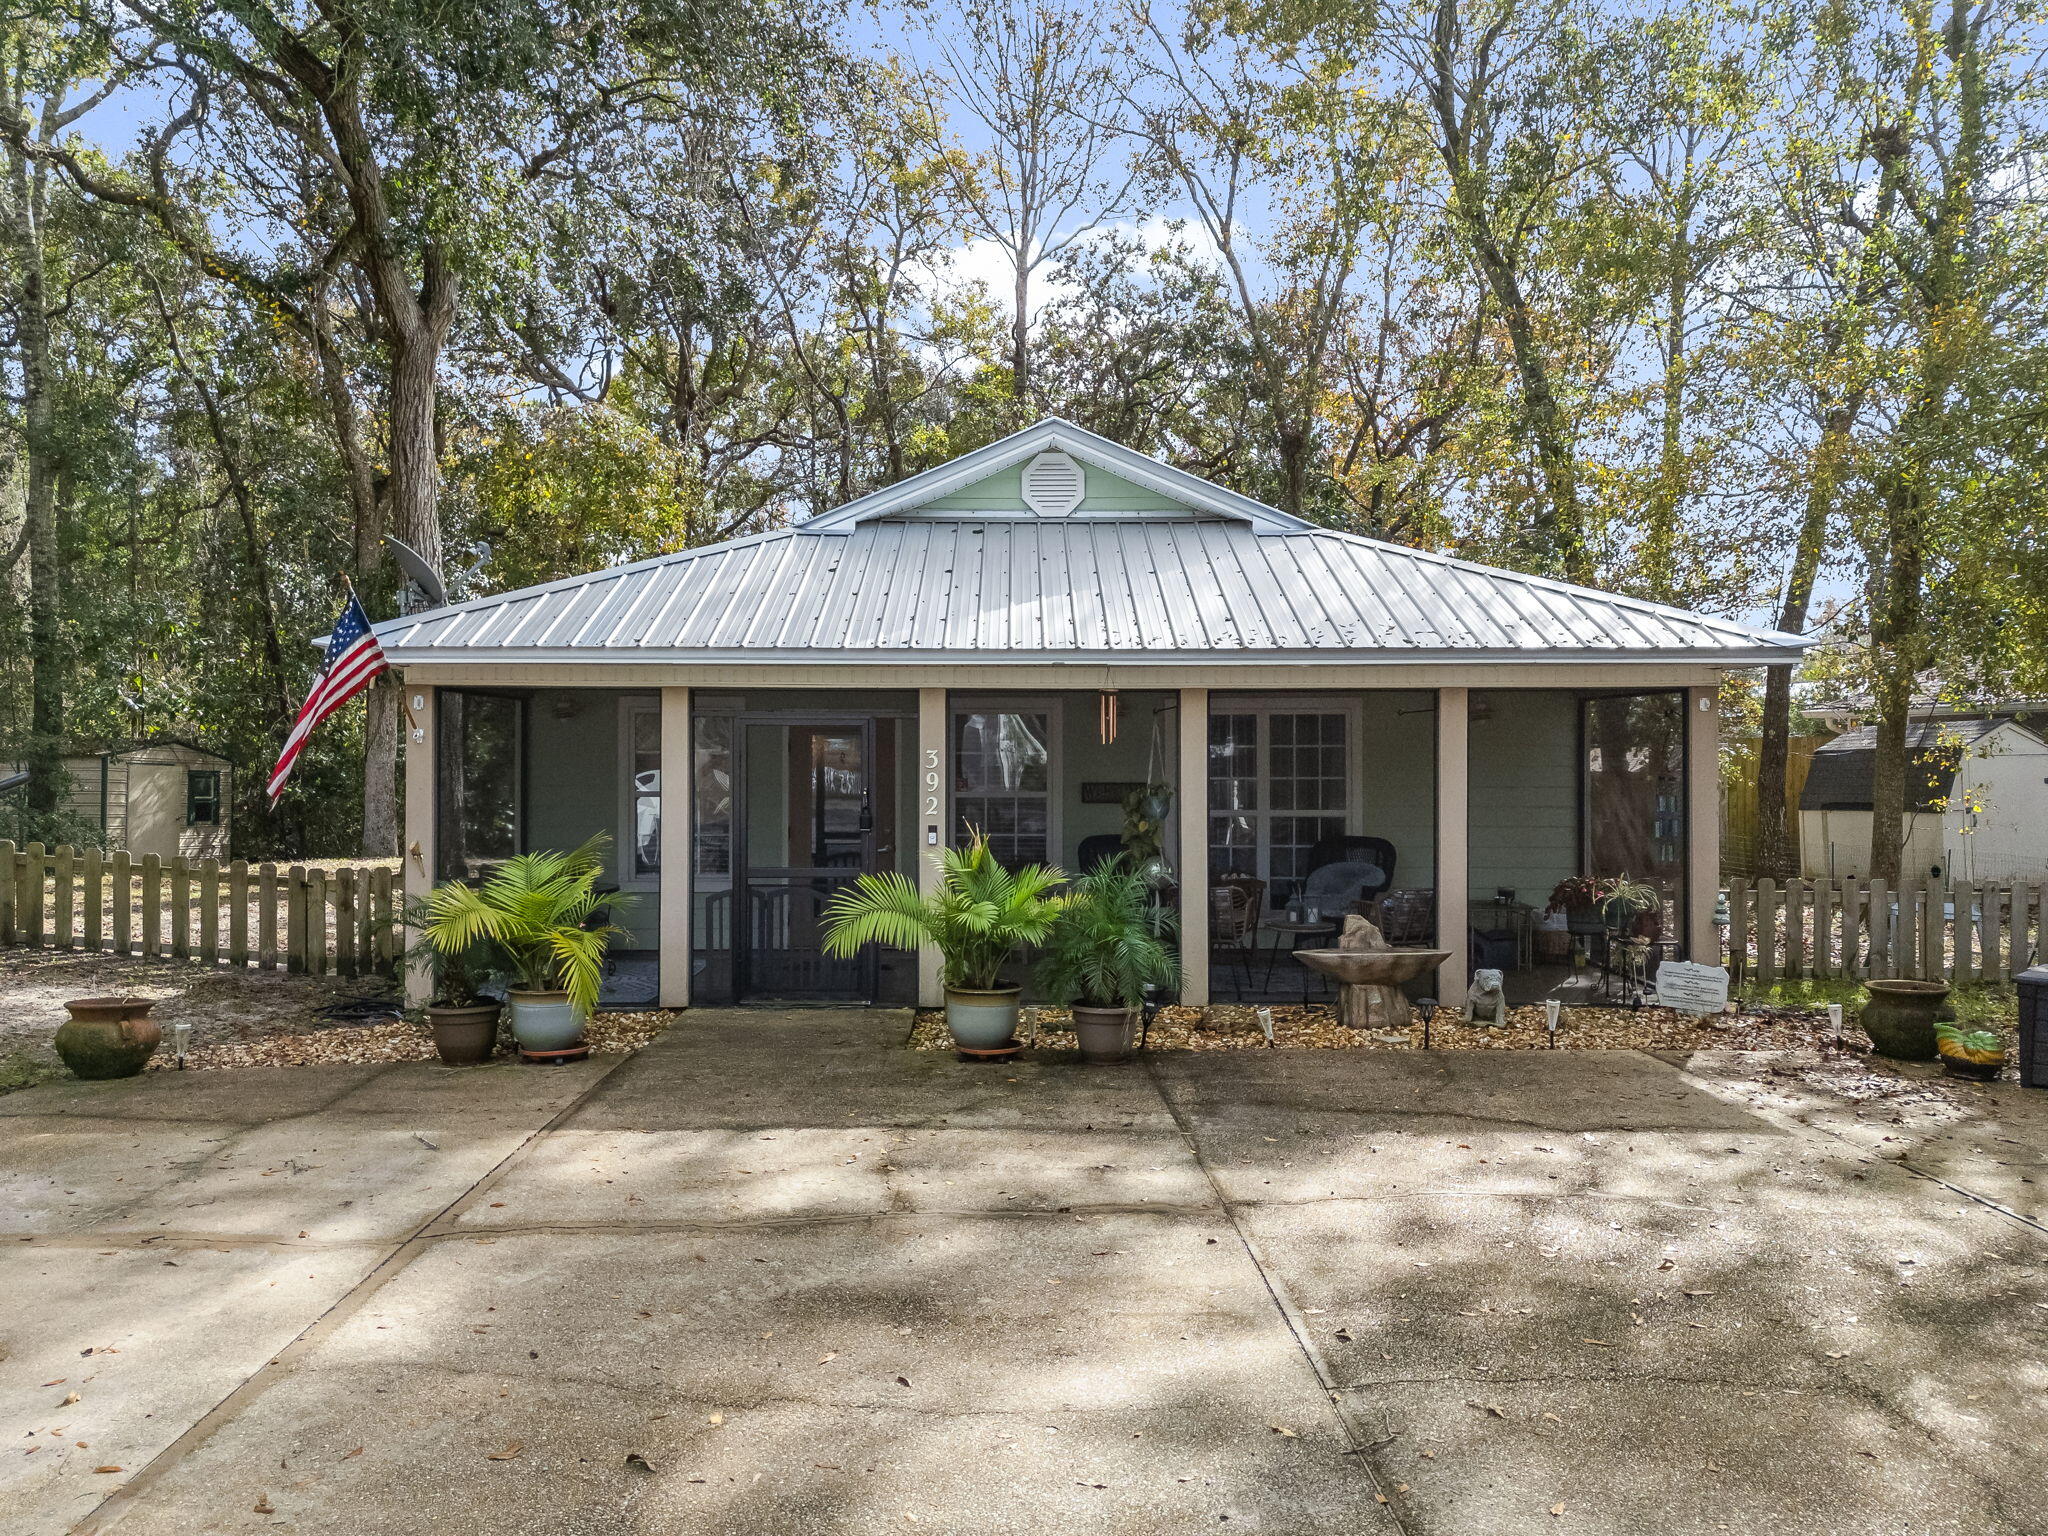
[2,92,62,822]
[1011,257,1031,407]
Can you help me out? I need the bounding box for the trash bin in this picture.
[2020,967,2048,1090]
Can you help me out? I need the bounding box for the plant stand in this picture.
[519,1043,591,1065]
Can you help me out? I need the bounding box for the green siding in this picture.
[1357,692,1436,889]
[1468,691,1579,905]
[524,689,659,947]
[918,461,1191,514]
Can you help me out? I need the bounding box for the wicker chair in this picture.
[1210,875,1267,991]
[1371,887,1437,947]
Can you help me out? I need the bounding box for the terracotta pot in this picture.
[55,997,162,1080]
[944,986,1021,1049]
[507,989,583,1052]
[1860,979,1948,1061]
[427,1002,502,1066]
[1070,1005,1138,1064]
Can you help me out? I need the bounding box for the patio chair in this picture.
[1076,833,1125,873]
[1301,860,1388,919]
[1305,835,1396,897]
[1371,887,1436,947]
[1210,875,1266,992]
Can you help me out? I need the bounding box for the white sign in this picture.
[1655,960,1730,1016]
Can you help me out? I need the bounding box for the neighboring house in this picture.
[6,739,233,860]
[1798,718,2048,882]
[375,417,1808,1009]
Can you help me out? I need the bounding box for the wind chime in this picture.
[1097,688,1119,745]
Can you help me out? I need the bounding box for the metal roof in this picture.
[377,516,1808,668]
[1798,718,2036,812]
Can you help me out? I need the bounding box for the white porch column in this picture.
[658,686,692,1007]
[401,681,436,1008]
[1436,686,1469,1010]
[1177,687,1209,1008]
[1687,684,1721,963]
[917,687,946,1008]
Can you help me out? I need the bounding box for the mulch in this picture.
[146,1008,676,1072]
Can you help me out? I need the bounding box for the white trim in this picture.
[658,687,691,1007]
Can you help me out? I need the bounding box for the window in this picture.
[186,769,222,826]
[952,706,1054,867]
[623,702,661,882]
[1207,708,1353,908]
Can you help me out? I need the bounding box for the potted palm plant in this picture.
[1034,858,1178,1064]
[404,916,505,1066]
[416,837,632,1053]
[821,834,1066,1049]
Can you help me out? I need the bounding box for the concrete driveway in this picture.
[4,1013,2045,1536]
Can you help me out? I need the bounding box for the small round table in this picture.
[1262,918,1339,1001]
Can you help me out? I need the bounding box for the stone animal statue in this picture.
[1463,968,1508,1027]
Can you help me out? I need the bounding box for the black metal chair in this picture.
[1076,834,1125,873]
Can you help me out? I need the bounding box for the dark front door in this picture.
[737,721,876,1000]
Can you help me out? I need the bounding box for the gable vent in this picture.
[1021,449,1086,516]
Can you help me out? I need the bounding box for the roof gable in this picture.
[799,418,1307,533]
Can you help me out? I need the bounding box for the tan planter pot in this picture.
[1070,1005,1138,1064]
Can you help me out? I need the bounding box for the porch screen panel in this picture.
[1583,692,1687,937]
[953,710,1051,867]
[627,703,661,878]
[434,691,523,882]
[1208,710,1347,909]
[691,713,734,1002]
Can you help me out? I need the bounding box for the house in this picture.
[1798,717,2048,882]
[376,418,1808,1010]
[5,739,232,860]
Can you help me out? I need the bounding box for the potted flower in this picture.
[821,834,1066,1050]
[1934,1021,2004,1081]
[1034,857,1178,1064]
[416,838,632,1053]
[1548,875,1614,937]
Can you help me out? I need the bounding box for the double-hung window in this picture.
[951,704,1055,868]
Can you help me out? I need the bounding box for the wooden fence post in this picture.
[0,840,13,944]
[228,860,249,966]
[138,854,161,957]
[335,868,357,978]
[1814,879,1835,978]
[82,847,103,952]
[1786,879,1806,979]
[168,856,190,960]
[306,867,327,976]
[259,863,278,970]
[52,845,75,950]
[1755,878,1778,987]
[371,867,396,975]
[1921,881,1943,981]
[23,842,45,948]
[1869,879,1890,978]
[198,858,221,965]
[1729,879,1751,982]
[109,851,132,956]
[286,865,307,975]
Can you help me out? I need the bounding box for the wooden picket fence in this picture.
[0,841,399,979]
[1726,876,2048,986]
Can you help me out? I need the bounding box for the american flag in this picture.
[267,593,390,805]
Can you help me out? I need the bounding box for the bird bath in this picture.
[1294,948,1451,1030]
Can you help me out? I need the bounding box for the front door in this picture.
[736,721,876,1000]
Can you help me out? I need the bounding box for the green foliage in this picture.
[820,834,1067,992]
[414,837,632,1017]
[1033,858,1179,1011]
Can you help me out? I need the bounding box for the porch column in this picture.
[401,681,436,1008]
[1687,684,1721,963]
[1177,687,1209,1007]
[1436,686,1469,1010]
[658,685,692,1007]
[917,687,946,1008]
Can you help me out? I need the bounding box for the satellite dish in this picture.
[383,534,448,611]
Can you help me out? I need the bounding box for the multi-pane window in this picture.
[625,703,661,879]
[953,709,1052,867]
[1208,710,1351,909]
[185,770,222,826]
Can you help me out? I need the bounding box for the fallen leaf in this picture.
[39,1380,65,1388]
[1269,1424,1298,1438]
[625,1453,656,1473]
[1550,1503,1566,1516]
[60,1392,80,1406]
[818,1352,838,1365]
[896,1376,911,1388]
[486,1443,523,1461]
[708,1414,725,1426]
[254,1495,276,1514]
[93,1466,123,1475]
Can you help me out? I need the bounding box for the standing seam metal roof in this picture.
[375,518,1807,665]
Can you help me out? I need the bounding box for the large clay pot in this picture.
[1860,979,1948,1061]
[426,1002,502,1066]
[944,986,1021,1049]
[1070,1005,1138,1065]
[506,989,583,1052]
[55,997,162,1079]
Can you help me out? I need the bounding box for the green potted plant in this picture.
[416,837,632,1053]
[404,915,505,1066]
[1934,1020,2004,1081]
[821,834,1066,1049]
[1034,857,1178,1064]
